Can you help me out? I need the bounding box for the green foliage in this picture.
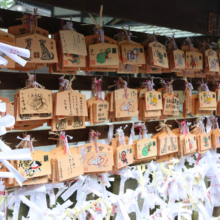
[0,0,14,9]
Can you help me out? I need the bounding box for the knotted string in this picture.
[121,26,135,45]
[135,123,148,140]
[196,117,205,133]
[165,35,178,50]
[198,81,210,98]
[178,120,191,135]
[91,78,103,100]
[115,126,128,146]
[92,131,101,153]
[208,115,219,130]
[29,8,41,34]
[185,37,194,51]
[16,135,34,153]
[62,21,76,31]
[144,75,155,91]
[61,135,73,156]
[156,122,173,134]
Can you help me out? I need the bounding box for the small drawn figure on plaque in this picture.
[27,96,48,112]
[161,137,168,154]
[56,119,66,130]
[25,161,42,177]
[142,142,152,156]
[190,55,198,68]
[154,50,165,65]
[68,54,80,65]
[24,38,33,61]
[175,54,183,66]
[203,136,209,147]
[127,47,139,63]
[96,48,112,64]
[88,153,108,169]
[150,93,158,107]
[120,99,135,115]
[39,39,54,60]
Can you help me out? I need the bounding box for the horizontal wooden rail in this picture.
[4,117,198,148]
[0,71,217,91]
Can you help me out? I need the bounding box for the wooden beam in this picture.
[0,71,215,91]
[4,117,197,148]
[27,0,220,35]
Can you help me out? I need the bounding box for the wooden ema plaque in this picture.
[85,35,117,48]
[51,116,85,131]
[173,49,186,69]
[211,129,220,149]
[121,44,145,65]
[116,145,133,170]
[185,51,203,70]
[199,91,217,108]
[182,134,197,155]
[89,43,119,67]
[57,154,84,181]
[145,91,162,111]
[59,30,87,55]
[18,151,51,178]
[55,90,87,116]
[16,34,58,63]
[78,143,113,173]
[199,132,212,152]
[19,88,53,115]
[163,94,179,115]
[158,134,178,156]
[207,56,219,72]
[115,88,138,118]
[151,47,169,68]
[92,100,109,124]
[135,138,157,160]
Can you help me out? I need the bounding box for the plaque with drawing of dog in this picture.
[18,151,51,178]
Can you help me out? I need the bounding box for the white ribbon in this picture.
[16,135,34,153]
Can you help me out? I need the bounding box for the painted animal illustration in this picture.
[96,48,111,64]
[27,96,48,112]
[56,118,66,130]
[204,137,209,147]
[73,116,83,128]
[142,142,152,156]
[149,93,158,107]
[88,152,108,170]
[175,54,183,66]
[155,50,165,64]
[39,39,54,60]
[24,38,32,61]
[25,161,42,177]
[161,137,167,154]
[170,137,177,151]
[121,99,135,115]
[127,47,139,63]
[68,54,80,65]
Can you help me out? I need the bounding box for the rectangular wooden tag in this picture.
[121,44,145,65]
[185,51,203,70]
[93,100,109,123]
[158,134,178,156]
[55,90,87,116]
[151,47,169,68]
[200,132,212,151]
[184,134,197,154]
[57,154,84,181]
[59,30,87,55]
[51,116,85,131]
[136,138,157,159]
[16,34,58,63]
[89,43,119,66]
[163,95,179,115]
[173,49,186,69]
[19,88,52,115]
[116,145,133,169]
[18,152,51,178]
[145,91,162,110]
[208,55,219,72]
[199,91,217,108]
[78,143,113,173]
[115,88,138,118]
